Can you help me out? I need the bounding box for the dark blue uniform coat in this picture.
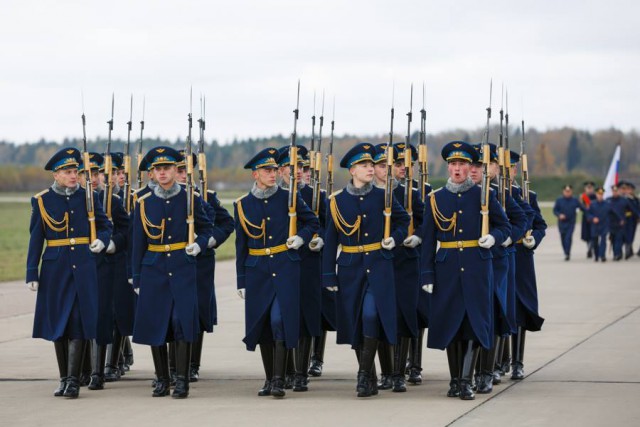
[553,196,582,256]
[417,182,433,329]
[234,187,319,350]
[420,185,511,350]
[587,199,621,259]
[27,187,112,341]
[112,187,136,336]
[322,185,410,347]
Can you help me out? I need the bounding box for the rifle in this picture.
[383,86,395,239]
[136,97,145,190]
[326,98,335,196]
[186,88,195,245]
[307,92,317,213]
[288,80,301,238]
[497,85,506,206]
[504,91,511,197]
[311,91,325,215]
[197,95,208,202]
[80,92,97,242]
[418,83,429,201]
[103,93,115,220]
[123,94,133,213]
[404,84,414,235]
[480,80,493,236]
[521,119,530,204]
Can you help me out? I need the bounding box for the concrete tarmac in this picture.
[1,225,639,426]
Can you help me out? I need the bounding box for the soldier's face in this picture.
[585,185,594,194]
[563,188,573,197]
[90,171,102,190]
[176,167,187,184]
[253,167,277,189]
[596,192,604,201]
[53,167,78,188]
[510,165,518,180]
[393,161,406,180]
[117,169,125,186]
[468,163,483,184]
[374,163,387,183]
[489,162,499,179]
[448,160,470,184]
[278,166,290,185]
[350,161,374,184]
[152,164,177,188]
[303,167,311,185]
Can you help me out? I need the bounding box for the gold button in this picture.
[168,217,172,221]
[365,252,369,255]
[264,200,268,203]
[169,272,173,276]
[267,217,271,221]
[270,255,274,258]
[366,269,370,273]
[166,200,170,204]
[459,248,463,252]
[459,230,463,233]
[458,194,461,197]
[70,210,74,214]
[70,228,74,232]
[364,233,369,237]
[167,253,171,257]
[359,197,364,201]
[358,245,364,252]
[164,245,171,251]
[458,210,463,214]
[363,214,367,218]
[168,236,172,240]
[265,248,272,255]
[72,265,76,269]
[71,247,75,251]
[69,238,76,244]
[272,273,276,277]
[269,236,273,240]
[460,268,464,272]
[66,197,70,200]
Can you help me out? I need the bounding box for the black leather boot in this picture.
[284,348,295,390]
[123,336,134,369]
[151,345,170,397]
[370,362,379,396]
[172,341,191,399]
[392,337,410,392]
[63,339,86,398]
[511,327,526,380]
[500,335,511,374]
[79,342,91,387]
[459,340,479,400]
[308,331,326,377]
[446,342,460,397]
[271,341,287,398]
[293,336,313,392]
[104,332,123,382]
[53,339,68,397]
[492,336,504,384]
[477,336,499,394]
[190,332,204,382]
[356,336,378,398]
[88,340,107,390]
[258,342,274,396]
[407,329,424,385]
[376,342,393,390]
[168,341,177,386]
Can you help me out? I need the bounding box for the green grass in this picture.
[0,202,32,281]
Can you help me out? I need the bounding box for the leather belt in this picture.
[47,237,90,247]
[439,240,480,249]
[248,243,288,256]
[148,242,188,252]
[341,242,382,253]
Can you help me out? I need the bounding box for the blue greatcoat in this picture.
[490,184,528,336]
[420,184,511,350]
[513,189,547,332]
[322,185,410,347]
[298,184,326,338]
[112,188,136,336]
[234,187,319,350]
[391,182,425,338]
[607,196,631,258]
[553,195,582,256]
[95,190,130,345]
[27,186,112,341]
[624,196,639,246]
[417,182,433,329]
[580,193,596,243]
[587,199,621,259]
[196,190,235,332]
[131,185,214,346]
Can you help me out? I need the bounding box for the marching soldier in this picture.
[620,181,639,258]
[607,185,632,261]
[420,141,511,400]
[323,142,410,398]
[131,146,215,399]
[553,185,584,261]
[588,187,622,262]
[234,147,319,398]
[26,148,112,398]
[579,181,596,258]
[277,146,325,392]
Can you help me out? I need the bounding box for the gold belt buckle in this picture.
[69,238,76,245]
[265,248,272,255]
[358,245,364,253]
[164,244,171,252]
[457,241,463,249]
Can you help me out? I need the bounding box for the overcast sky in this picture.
[1,0,639,146]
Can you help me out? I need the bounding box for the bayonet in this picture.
[80,90,97,242]
[288,80,301,238]
[103,93,115,219]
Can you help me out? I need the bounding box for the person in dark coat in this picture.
[26,147,112,398]
[588,187,622,262]
[234,147,319,399]
[420,141,511,400]
[131,146,214,399]
[323,142,410,398]
[607,185,633,261]
[553,185,584,260]
[579,181,596,258]
[620,181,640,258]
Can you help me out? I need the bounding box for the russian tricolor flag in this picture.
[603,144,621,199]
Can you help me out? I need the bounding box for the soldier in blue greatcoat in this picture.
[420,141,511,400]
[579,181,596,258]
[620,181,640,258]
[608,184,636,261]
[26,148,112,398]
[553,185,584,260]
[234,147,319,398]
[323,142,410,398]
[131,146,214,399]
[587,187,622,262]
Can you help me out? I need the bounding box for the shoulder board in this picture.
[235,194,248,204]
[137,192,152,203]
[530,190,537,195]
[429,187,443,196]
[113,193,121,200]
[489,187,495,193]
[133,187,147,195]
[194,191,201,197]
[329,189,343,200]
[34,188,49,198]
[207,189,217,196]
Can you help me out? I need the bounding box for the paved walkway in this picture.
[0,226,638,426]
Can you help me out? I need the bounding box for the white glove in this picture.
[286,235,304,250]
[207,236,217,249]
[403,235,422,248]
[89,239,105,253]
[309,236,324,252]
[133,287,140,295]
[501,236,513,248]
[185,243,201,256]
[237,289,245,299]
[128,278,133,285]
[422,284,433,294]
[325,286,338,292]
[523,235,536,249]
[106,240,116,254]
[381,237,396,250]
[478,234,495,249]
[27,281,38,292]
